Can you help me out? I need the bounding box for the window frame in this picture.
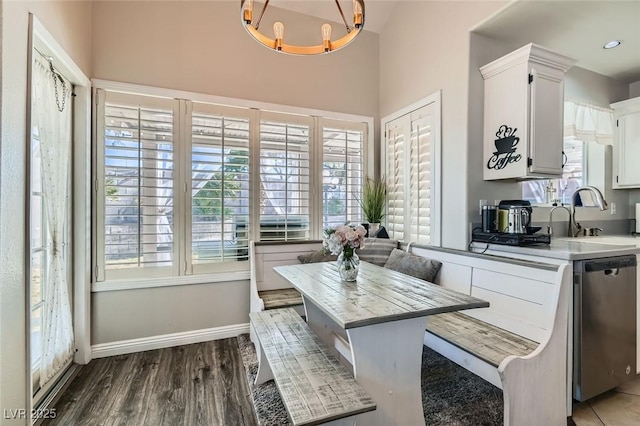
[92,80,373,288]
[95,90,181,281]
[380,91,442,246]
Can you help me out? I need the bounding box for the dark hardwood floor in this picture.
[45,338,258,426]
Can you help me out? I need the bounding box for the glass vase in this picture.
[337,251,360,282]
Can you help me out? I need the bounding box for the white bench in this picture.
[250,308,376,426]
[407,244,572,426]
[249,240,325,318]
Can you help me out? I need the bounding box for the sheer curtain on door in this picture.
[32,56,74,384]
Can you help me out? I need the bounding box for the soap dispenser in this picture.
[545,181,556,205]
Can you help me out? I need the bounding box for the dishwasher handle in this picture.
[575,255,637,273]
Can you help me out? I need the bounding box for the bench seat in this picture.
[258,288,303,310]
[250,308,376,426]
[426,312,539,367]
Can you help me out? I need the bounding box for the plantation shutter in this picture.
[385,120,406,241]
[321,119,365,230]
[384,100,439,244]
[409,107,432,244]
[259,114,312,241]
[99,91,178,279]
[190,103,250,270]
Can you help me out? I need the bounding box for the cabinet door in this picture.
[528,67,564,175]
[617,112,640,186]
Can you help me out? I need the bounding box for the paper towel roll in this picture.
[636,203,640,233]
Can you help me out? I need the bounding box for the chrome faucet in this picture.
[547,205,570,236]
[568,186,608,237]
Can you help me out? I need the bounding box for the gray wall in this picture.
[92,282,250,344]
[92,1,379,118]
[90,0,380,345]
[1,0,92,420]
[630,81,640,98]
[379,1,507,250]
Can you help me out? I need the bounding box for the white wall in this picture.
[0,0,92,421]
[379,1,506,250]
[90,0,380,345]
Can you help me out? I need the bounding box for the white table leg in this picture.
[348,318,427,426]
[303,297,427,426]
[303,297,353,369]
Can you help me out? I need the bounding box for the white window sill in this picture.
[91,271,251,293]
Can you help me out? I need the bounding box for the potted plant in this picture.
[358,176,387,236]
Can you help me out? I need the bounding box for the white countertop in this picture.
[471,235,640,261]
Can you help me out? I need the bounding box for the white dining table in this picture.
[274,260,489,426]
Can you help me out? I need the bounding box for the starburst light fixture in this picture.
[241,0,365,55]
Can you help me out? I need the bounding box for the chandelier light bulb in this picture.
[353,0,363,28]
[273,22,284,50]
[243,0,253,23]
[321,23,332,52]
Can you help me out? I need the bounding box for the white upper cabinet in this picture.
[611,97,640,188]
[480,44,575,181]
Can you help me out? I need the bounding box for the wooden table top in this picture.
[273,261,489,329]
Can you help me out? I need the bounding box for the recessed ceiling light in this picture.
[603,40,622,49]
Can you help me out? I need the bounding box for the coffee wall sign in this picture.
[487,125,522,170]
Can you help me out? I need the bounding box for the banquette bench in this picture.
[409,244,572,426]
[248,240,571,426]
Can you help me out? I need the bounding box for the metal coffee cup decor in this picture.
[487,125,522,170]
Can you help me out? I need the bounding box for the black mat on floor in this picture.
[236,333,503,426]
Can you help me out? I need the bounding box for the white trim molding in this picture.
[91,271,251,292]
[91,323,251,358]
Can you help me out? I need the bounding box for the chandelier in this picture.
[241,0,365,55]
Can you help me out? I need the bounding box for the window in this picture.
[321,119,364,230]
[522,137,584,205]
[30,128,47,374]
[522,100,614,205]
[97,92,179,280]
[94,86,369,282]
[189,103,250,272]
[259,115,312,241]
[383,94,441,245]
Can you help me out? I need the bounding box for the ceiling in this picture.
[473,0,640,84]
[270,1,639,83]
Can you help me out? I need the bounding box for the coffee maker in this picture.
[473,200,549,246]
[498,200,533,234]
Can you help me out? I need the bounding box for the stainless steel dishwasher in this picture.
[573,255,637,401]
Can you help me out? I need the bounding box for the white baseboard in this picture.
[91,323,250,358]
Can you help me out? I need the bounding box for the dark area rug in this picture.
[236,333,503,426]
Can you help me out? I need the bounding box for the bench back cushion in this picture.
[384,248,442,282]
[409,245,560,343]
[358,238,399,266]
